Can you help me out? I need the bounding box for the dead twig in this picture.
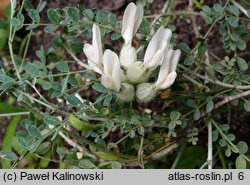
[201,89,250,118]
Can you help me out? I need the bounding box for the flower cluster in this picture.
[83,3,181,103]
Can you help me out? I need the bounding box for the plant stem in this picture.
[144,11,202,18]
[36,69,88,78]
[65,47,92,70]
[50,126,96,160]
[115,134,130,145]
[212,120,250,163]
[8,0,25,81]
[19,30,33,71]
[218,147,227,169]
[181,73,206,89]
[171,141,186,169]
[26,80,54,106]
[22,92,55,110]
[184,89,232,117]
[200,162,208,169]
[145,141,179,161]
[0,112,30,118]
[138,137,144,169]
[11,124,60,168]
[207,120,213,169]
[8,41,21,81]
[9,91,44,119]
[179,64,250,90]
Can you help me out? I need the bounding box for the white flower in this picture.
[143,26,172,69]
[121,2,143,46]
[101,49,121,92]
[154,49,181,90]
[120,3,143,68]
[83,25,121,92]
[83,24,103,74]
[136,49,181,103]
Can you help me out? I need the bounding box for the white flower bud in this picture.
[115,83,135,102]
[120,44,137,69]
[136,83,157,103]
[127,61,151,84]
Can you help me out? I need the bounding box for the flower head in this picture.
[101,49,121,92]
[83,4,181,102]
[154,49,181,90]
[121,2,143,46]
[83,24,103,74]
[143,26,172,69]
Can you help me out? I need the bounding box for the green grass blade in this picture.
[2,116,20,169]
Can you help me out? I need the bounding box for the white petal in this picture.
[158,28,172,51]
[144,27,163,65]
[122,3,137,45]
[83,25,104,69]
[144,49,163,68]
[133,4,143,36]
[157,71,177,90]
[155,49,174,87]
[112,57,121,91]
[101,74,117,91]
[169,49,181,73]
[144,27,172,67]
[83,44,97,64]
[92,24,103,65]
[87,60,102,74]
[102,49,121,91]
[103,49,116,74]
[159,44,173,65]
